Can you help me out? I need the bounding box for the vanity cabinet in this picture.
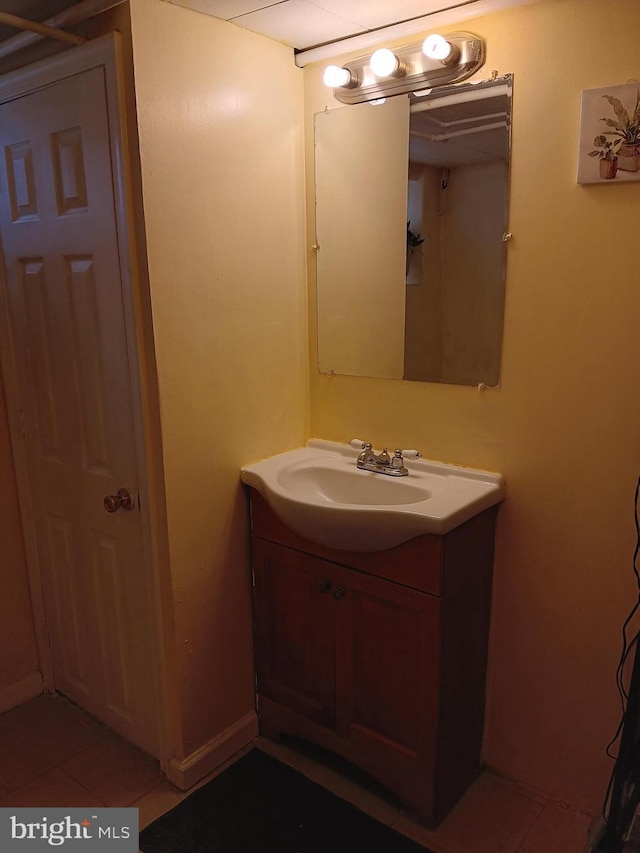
[249,490,497,827]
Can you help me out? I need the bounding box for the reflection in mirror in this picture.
[314,74,512,387]
[315,97,410,380]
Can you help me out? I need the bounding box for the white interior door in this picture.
[0,60,160,757]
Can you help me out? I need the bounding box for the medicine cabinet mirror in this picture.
[314,74,512,386]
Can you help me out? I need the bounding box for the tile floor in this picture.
[0,693,594,853]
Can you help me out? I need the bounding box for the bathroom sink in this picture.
[241,439,505,552]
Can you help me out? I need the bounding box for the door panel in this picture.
[253,540,336,728]
[0,65,158,755]
[336,569,440,776]
[46,512,86,690]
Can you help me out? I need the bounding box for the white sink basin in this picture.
[241,439,505,552]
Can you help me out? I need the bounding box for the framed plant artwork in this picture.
[577,82,640,184]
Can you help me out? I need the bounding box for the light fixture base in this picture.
[331,32,485,106]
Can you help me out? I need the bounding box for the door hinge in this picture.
[43,621,51,647]
[18,407,26,437]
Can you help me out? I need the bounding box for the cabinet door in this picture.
[253,540,337,728]
[336,569,440,777]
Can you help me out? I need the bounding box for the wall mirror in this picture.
[314,74,512,387]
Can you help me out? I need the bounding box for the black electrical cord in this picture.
[606,632,640,760]
[615,477,640,707]
[600,475,640,843]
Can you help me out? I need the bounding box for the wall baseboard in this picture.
[0,672,43,714]
[168,710,258,791]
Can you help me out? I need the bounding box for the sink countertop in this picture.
[241,439,505,552]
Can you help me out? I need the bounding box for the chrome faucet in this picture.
[349,440,421,477]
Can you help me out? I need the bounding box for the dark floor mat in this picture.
[139,748,434,853]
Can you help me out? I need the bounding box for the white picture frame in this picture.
[577,83,640,185]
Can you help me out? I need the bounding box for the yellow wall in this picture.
[128,0,308,758]
[305,0,640,812]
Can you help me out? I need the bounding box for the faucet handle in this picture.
[394,448,421,460]
[350,439,370,450]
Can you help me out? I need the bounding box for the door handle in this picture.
[332,587,346,600]
[104,488,135,513]
[319,581,332,594]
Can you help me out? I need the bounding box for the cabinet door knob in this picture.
[333,587,346,600]
[319,581,332,594]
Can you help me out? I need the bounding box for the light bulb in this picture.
[323,65,352,88]
[370,48,400,78]
[423,34,453,61]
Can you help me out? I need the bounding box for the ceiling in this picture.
[0,0,536,62]
[167,0,534,59]
[166,0,489,51]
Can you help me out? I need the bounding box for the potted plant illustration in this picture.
[406,221,425,275]
[588,135,621,179]
[599,90,640,172]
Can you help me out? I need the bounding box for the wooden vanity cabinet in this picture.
[249,490,497,827]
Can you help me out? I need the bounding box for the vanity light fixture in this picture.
[323,32,485,106]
